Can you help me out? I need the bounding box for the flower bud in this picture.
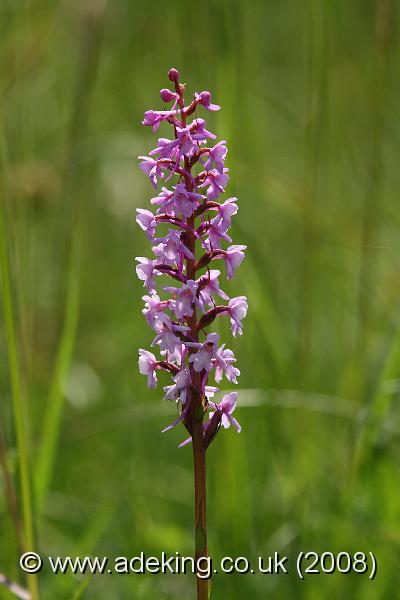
[160,88,176,102]
[168,68,180,82]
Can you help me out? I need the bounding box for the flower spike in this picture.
[136,69,247,448]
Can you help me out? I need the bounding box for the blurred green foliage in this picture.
[1,0,400,598]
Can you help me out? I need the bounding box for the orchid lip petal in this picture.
[227,414,241,433]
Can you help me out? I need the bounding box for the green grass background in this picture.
[1,0,400,598]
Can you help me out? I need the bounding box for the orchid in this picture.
[135,68,247,600]
[209,391,241,432]
[188,332,220,373]
[138,349,159,388]
[213,344,241,384]
[135,209,156,239]
[221,244,246,278]
[227,296,248,336]
[135,257,159,288]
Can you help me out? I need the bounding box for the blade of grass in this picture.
[34,3,106,511]
[349,0,395,489]
[0,124,39,600]
[352,316,400,473]
[297,0,328,388]
[69,576,93,600]
[356,0,393,357]
[0,421,23,549]
[0,572,30,600]
[34,221,82,510]
[45,501,113,599]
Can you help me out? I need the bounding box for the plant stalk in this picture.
[178,80,209,599]
[187,208,209,600]
[192,416,209,600]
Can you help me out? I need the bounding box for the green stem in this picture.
[0,130,39,600]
